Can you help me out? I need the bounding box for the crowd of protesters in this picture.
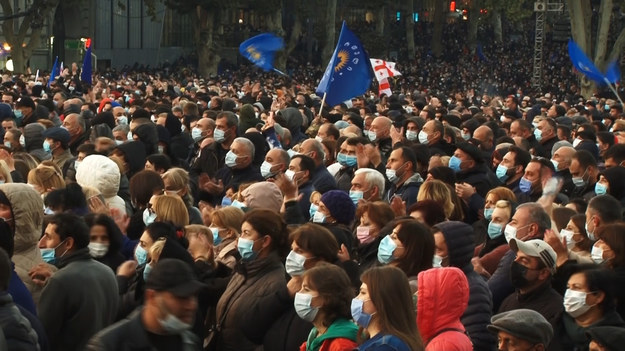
[0,17,623,351]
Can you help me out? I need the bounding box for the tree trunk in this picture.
[594,0,612,67]
[468,0,481,51]
[405,0,415,59]
[194,7,219,78]
[306,18,314,64]
[492,10,502,44]
[321,0,336,65]
[376,5,385,35]
[567,0,594,98]
[431,0,445,57]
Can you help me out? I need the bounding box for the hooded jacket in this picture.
[133,123,158,156]
[280,107,307,145]
[435,221,496,350]
[239,104,262,132]
[0,183,46,303]
[76,155,126,215]
[24,123,51,162]
[115,141,147,179]
[417,267,473,351]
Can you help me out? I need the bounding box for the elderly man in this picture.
[261,148,290,180]
[488,202,552,311]
[350,168,385,205]
[62,113,88,155]
[487,309,553,351]
[208,137,263,205]
[300,138,337,193]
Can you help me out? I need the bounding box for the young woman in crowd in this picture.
[377,219,434,293]
[354,266,423,351]
[473,187,516,245]
[416,179,463,221]
[127,169,164,240]
[296,263,358,351]
[209,206,245,269]
[474,199,514,277]
[161,167,203,224]
[145,193,189,228]
[84,213,125,272]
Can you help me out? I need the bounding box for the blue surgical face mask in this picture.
[231,199,246,210]
[40,248,56,264]
[225,151,238,168]
[377,235,397,264]
[351,298,373,328]
[237,237,259,261]
[191,127,203,141]
[143,263,152,282]
[309,204,318,220]
[487,221,503,239]
[496,164,510,182]
[534,128,543,142]
[595,182,607,196]
[117,116,128,125]
[349,190,364,205]
[214,128,226,143]
[484,207,494,221]
[210,227,222,245]
[519,177,532,193]
[13,110,22,119]
[135,245,148,266]
[143,208,157,226]
[294,293,319,322]
[43,140,51,153]
[221,196,232,207]
[448,155,462,172]
[337,153,357,168]
[3,141,10,149]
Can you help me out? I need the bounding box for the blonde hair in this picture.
[486,187,516,204]
[149,237,167,263]
[185,224,216,266]
[494,199,513,219]
[162,168,193,208]
[28,165,65,193]
[211,207,244,238]
[152,194,189,227]
[417,180,455,219]
[0,160,13,183]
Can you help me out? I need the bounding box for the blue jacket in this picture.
[357,333,411,351]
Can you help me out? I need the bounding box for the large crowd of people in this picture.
[0,17,624,351]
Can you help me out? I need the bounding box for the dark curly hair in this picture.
[303,263,353,327]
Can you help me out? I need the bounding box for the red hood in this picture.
[417,267,469,342]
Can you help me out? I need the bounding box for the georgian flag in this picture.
[370,59,401,96]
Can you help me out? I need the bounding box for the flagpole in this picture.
[272,68,288,76]
[318,92,327,117]
[604,78,625,107]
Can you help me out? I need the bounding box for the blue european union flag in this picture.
[81,41,92,85]
[568,39,608,84]
[239,33,284,72]
[316,21,373,107]
[48,56,59,88]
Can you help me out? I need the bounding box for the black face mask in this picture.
[510,261,531,289]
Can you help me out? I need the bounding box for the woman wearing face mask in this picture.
[431,221,496,350]
[213,209,289,351]
[161,167,203,224]
[377,219,434,293]
[210,206,245,269]
[561,266,625,350]
[559,213,592,263]
[354,201,395,273]
[84,213,125,273]
[127,170,164,240]
[472,187,516,247]
[592,223,625,320]
[145,194,189,228]
[353,266,424,351]
[312,190,356,254]
[239,223,352,351]
[474,200,514,277]
[116,221,179,320]
[296,263,358,351]
[594,166,625,207]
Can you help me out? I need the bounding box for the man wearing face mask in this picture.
[260,148,290,180]
[211,137,263,205]
[350,168,384,206]
[488,203,551,312]
[385,146,422,210]
[366,116,393,164]
[299,139,337,193]
[497,146,532,202]
[550,145,576,198]
[518,157,555,202]
[87,258,204,350]
[499,239,563,346]
[287,155,316,219]
[569,150,599,201]
[42,126,72,170]
[451,142,494,198]
[419,120,454,156]
[37,213,119,351]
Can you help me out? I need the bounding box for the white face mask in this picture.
[285,250,308,277]
[88,242,109,258]
[563,289,593,318]
[504,224,517,243]
[285,169,296,182]
[591,245,605,264]
[560,229,577,250]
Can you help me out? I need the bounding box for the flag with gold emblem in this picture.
[239,33,285,71]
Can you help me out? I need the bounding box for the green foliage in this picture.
[482,0,533,23]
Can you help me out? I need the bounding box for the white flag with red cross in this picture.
[370,59,401,96]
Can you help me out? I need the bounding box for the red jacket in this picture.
[299,337,358,351]
[417,267,473,351]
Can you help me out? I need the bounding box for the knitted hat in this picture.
[320,190,355,225]
[242,182,283,213]
[433,221,475,271]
